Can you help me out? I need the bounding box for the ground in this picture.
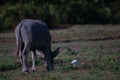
[0,25,120,80]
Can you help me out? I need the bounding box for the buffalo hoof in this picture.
[32,70,37,73]
[22,70,29,74]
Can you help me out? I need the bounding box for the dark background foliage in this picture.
[0,0,120,32]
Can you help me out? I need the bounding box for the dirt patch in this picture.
[53,35,120,43]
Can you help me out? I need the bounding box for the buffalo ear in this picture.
[52,47,60,58]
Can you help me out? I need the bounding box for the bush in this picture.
[3,16,15,31]
[111,12,120,24]
[0,0,120,32]
[97,7,112,23]
[0,74,7,80]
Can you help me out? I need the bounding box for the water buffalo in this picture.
[15,19,60,74]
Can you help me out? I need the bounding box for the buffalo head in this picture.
[51,47,60,63]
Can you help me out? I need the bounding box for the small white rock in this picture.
[71,59,78,67]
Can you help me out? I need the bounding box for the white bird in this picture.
[71,59,78,67]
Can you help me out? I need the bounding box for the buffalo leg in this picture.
[45,46,54,71]
[31,51,37,72]
[21,44,29,74]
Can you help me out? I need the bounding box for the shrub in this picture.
[0,74,7,80]
[0,0,120,32]
[97,7,112,23]
[111,12,120,24]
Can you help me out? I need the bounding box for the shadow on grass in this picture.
[0,62,21,71]
[0,60,42,71]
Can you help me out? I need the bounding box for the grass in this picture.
[0,25,120,80]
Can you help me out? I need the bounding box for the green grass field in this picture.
[0,25,120,80]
